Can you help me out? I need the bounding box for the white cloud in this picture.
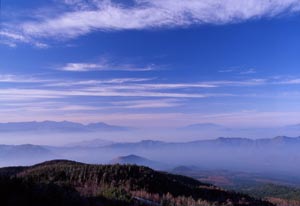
[218,68,257,75]
[0,31,48,48]
[0,74,51,83]
[59,62,154,72]
[201,79,267,87]
[0,31,27,41]
[218,69,234,73]
[42,77,269,89]
[3,0,299,41]
[112,99,183,109]
[61,63,101,71]
[44,78,153,87]
[104,78,154,83]
[1,73,300,127]
[0,73,244,102]
[0,87,226,100]
[137,83,217,89]
[279,78,300,84]
[240,68,257,75]
[1,73,300,122]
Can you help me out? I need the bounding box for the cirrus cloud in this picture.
[2,0,300,43]
[60,62,155,72]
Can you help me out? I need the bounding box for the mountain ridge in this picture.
[0,160,274,206]
[0,121,129,133]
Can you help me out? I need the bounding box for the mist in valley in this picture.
[1,126,299,183]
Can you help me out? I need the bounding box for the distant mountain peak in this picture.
[110,154,150,164]
[110,154,167,170]
[271,136,299,142]
[122,154,142,159]
[273,136,289,140]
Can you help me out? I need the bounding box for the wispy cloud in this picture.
[201,79,267,87]
[0,101,101,113]
[0,31,48,48]
[240,68,257,75]
[218,69,234,73]
[44,78,154,87]
[0,74,51,83]
[1,73,300,125]
[218,68,257,75]
[0,31,27,42]
[3,0,300,43]
[59,62,154,72]
[112,99,183,109]
[279,78,300,84]
[0,87,228,100]
[43,77,269,89]
[61,63,100,72]
[3,73,300,89]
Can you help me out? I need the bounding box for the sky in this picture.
[1,0,300,129]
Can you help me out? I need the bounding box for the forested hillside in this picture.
[0,160,273,206]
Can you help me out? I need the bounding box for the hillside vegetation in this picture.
[0,160,274,206]
[239,184,300,206]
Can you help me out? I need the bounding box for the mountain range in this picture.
[107,136,300,150]
[179,123,300,138]
[0,121,299,137]
[1,136,300,173]
[0,121,129,133]
[1,136,300,206]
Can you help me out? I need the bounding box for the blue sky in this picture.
[0,0,300,128]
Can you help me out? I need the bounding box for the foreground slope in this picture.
[0,160,273,206]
